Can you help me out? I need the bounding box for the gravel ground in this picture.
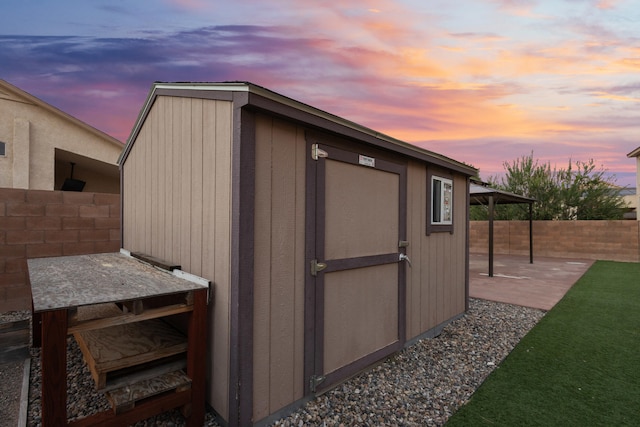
[0,310,31,427]
[6,299,544,426]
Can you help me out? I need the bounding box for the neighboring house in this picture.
[0,79,123,193]
[119,82,476,425]
[627,146,640,220]
[619,187,637,220]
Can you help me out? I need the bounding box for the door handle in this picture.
[399,253,412,267]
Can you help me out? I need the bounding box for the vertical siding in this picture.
[121,96,233,420]
[253,114,306,421]
[406,161,467,340]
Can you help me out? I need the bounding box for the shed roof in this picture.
[120,82,476,176]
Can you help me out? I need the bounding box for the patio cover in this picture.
[470,181,536,277]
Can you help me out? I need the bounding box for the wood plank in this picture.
[68,389,191,427]
[41,309,67,427]
[105,370,191,414]
[74,319,187,389]
[101,358,187,392]
[68,303,192,334]
[186,289,207,427]
[29,253,207,313]
[131,252,181,271]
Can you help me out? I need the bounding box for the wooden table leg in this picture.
[41,309,68,426]
[185,289,207,427]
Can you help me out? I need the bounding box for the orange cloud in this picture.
[596,0,619,9]
[592,92,640,102]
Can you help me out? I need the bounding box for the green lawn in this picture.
[446,261,640,426]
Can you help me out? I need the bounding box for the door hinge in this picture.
[311,143,328,161]
[310,375,326,393]
[310,259,327,277]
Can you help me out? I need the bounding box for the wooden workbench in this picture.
[28,250,209,427]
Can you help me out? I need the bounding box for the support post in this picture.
[488,195,494,277]
[529,203,534,264]
[185,289,207,426]
[41,309,68,427]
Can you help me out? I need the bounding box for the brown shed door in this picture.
[307,143,407,393]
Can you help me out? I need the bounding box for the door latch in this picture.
[310,259,327,276]
[399,253,412,267]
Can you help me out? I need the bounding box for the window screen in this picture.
[432,176,453,225]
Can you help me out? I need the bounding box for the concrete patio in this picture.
[469,253,594,311]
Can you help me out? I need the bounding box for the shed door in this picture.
[306,143,407,393]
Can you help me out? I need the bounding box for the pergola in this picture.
[469,181,536,277]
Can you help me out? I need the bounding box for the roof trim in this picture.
[0,79,123,148]
[119,82,477,176]
[627,146,640,158]
[469,182,536,205]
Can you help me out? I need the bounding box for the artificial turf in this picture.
[446,260,640,426]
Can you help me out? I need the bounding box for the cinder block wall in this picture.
[0,188,120,312]
[470,220,640,262]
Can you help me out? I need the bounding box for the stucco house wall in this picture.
[627,146,640,221]
[0,80,123,193]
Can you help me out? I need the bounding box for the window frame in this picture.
[0,141,5,157]
[427,170,454,235]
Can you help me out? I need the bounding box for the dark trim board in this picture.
[404,312,465,347]
[317,340,404,393]
[303,137,319,397]
[426,167,455,235]
[228,101,256,426]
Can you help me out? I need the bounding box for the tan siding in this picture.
[190,99,203,275]
[253,116,273,420]
[405,162,468,341]
[252,115,306,420]
[121,96,232,420]
[210,100,232,421]
[269,119,298,411]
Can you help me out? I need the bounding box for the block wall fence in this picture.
[0,188,120,312]
[470,220,640,263]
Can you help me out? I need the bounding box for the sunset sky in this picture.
[1,0,639,186]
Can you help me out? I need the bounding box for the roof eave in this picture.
[627,146,640,158]
[0,79,124,149]
[120,82,477,176]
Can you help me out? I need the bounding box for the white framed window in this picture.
[0,141,5,156]
[431,176,453,225]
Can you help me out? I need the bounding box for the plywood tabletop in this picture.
[28,252,208,312]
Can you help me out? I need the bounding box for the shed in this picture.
[119,82,477,426]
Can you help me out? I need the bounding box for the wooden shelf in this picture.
[105,370,191,414]
[29,252,209,426]
[74,318,188,390]
[68,302,193,335]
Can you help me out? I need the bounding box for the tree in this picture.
[473,152,627,220]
